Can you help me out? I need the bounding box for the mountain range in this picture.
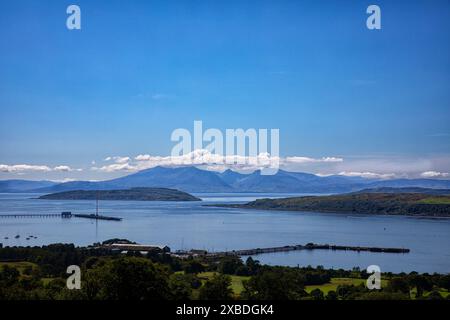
[1,166,450,194]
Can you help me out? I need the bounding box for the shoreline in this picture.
[205,204,450,219]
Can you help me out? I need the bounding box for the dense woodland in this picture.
[220,193,450,217]
[0,243,449,300]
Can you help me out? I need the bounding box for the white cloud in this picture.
[54,165,77,172]
[0,164,52,173]
[50,178,77,183]
[0,164,81,173]
[115,157,130,164]
[104,156,130,164]
[338,171,396,179]
[92,163,136,173]
[285,156,343,163]
[420,171,449,178]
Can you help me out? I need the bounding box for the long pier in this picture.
[209,243,410,257]
[0,214,61,218]
[0,212,122,221]
[74,214,122,221]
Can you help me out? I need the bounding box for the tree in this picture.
[426,288,444,300]
[438,275,450,291]
[44,278,67,299]
[82,257,171,300]
[326,290,338,300]
[245,257,261,275]
[0,265,20,286]
[387,277,410,296]
[198,274,233,300]
[356,291,409,300]
[310,288,324,300]
[218,256,244,275]
[169,273,193,300]
[183,261,205,274]
[408,274,433,296]
[336,285,352,299]
[235,265,249,276]
[242,269,306,300]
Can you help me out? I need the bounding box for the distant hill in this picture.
[0,180,57,193]
[34,166,233,193]
[355,187,450,195]
[2,166,450,194]
[365,179,450,190]
[38,187,201,201]
[217,169,246,185]
[106,166,233,192]
[216,193,450,217]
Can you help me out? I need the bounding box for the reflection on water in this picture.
[0,193,449,273]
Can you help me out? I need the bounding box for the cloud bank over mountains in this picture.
[1,150,449,181]
[93,150,344,174]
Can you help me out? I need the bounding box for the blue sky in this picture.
[0,0,449,181]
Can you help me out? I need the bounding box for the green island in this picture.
[38,187,201,202]
[213,192,450,217]
[0,242,449,300]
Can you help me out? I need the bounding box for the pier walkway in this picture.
[0,214,62,218]
[0,212,122,221]
[209,243,410,257]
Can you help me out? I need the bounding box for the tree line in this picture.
[1,244,449,300]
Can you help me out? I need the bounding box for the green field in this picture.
[305,277,388,294]
[0,261,54,284]
[305,277,449,299]
[418,197,450,205]
[0,261,37,273]
[305,277,367,294]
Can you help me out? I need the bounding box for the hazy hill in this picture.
[217,169,246,185]
[365,179,450,189]
[107,166,233,192]
[229,169,318,192]
[355,187,450,195]
[228,170,372,193]
[0,180,57,193]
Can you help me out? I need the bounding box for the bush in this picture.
[198,274,233,300]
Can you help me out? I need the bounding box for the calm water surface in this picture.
[0,193,449,273]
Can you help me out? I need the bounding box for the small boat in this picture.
[4,237,8,239]
[26,238,30,240]
[15,235,20,239]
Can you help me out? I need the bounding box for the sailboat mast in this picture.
[96,191,99,217]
